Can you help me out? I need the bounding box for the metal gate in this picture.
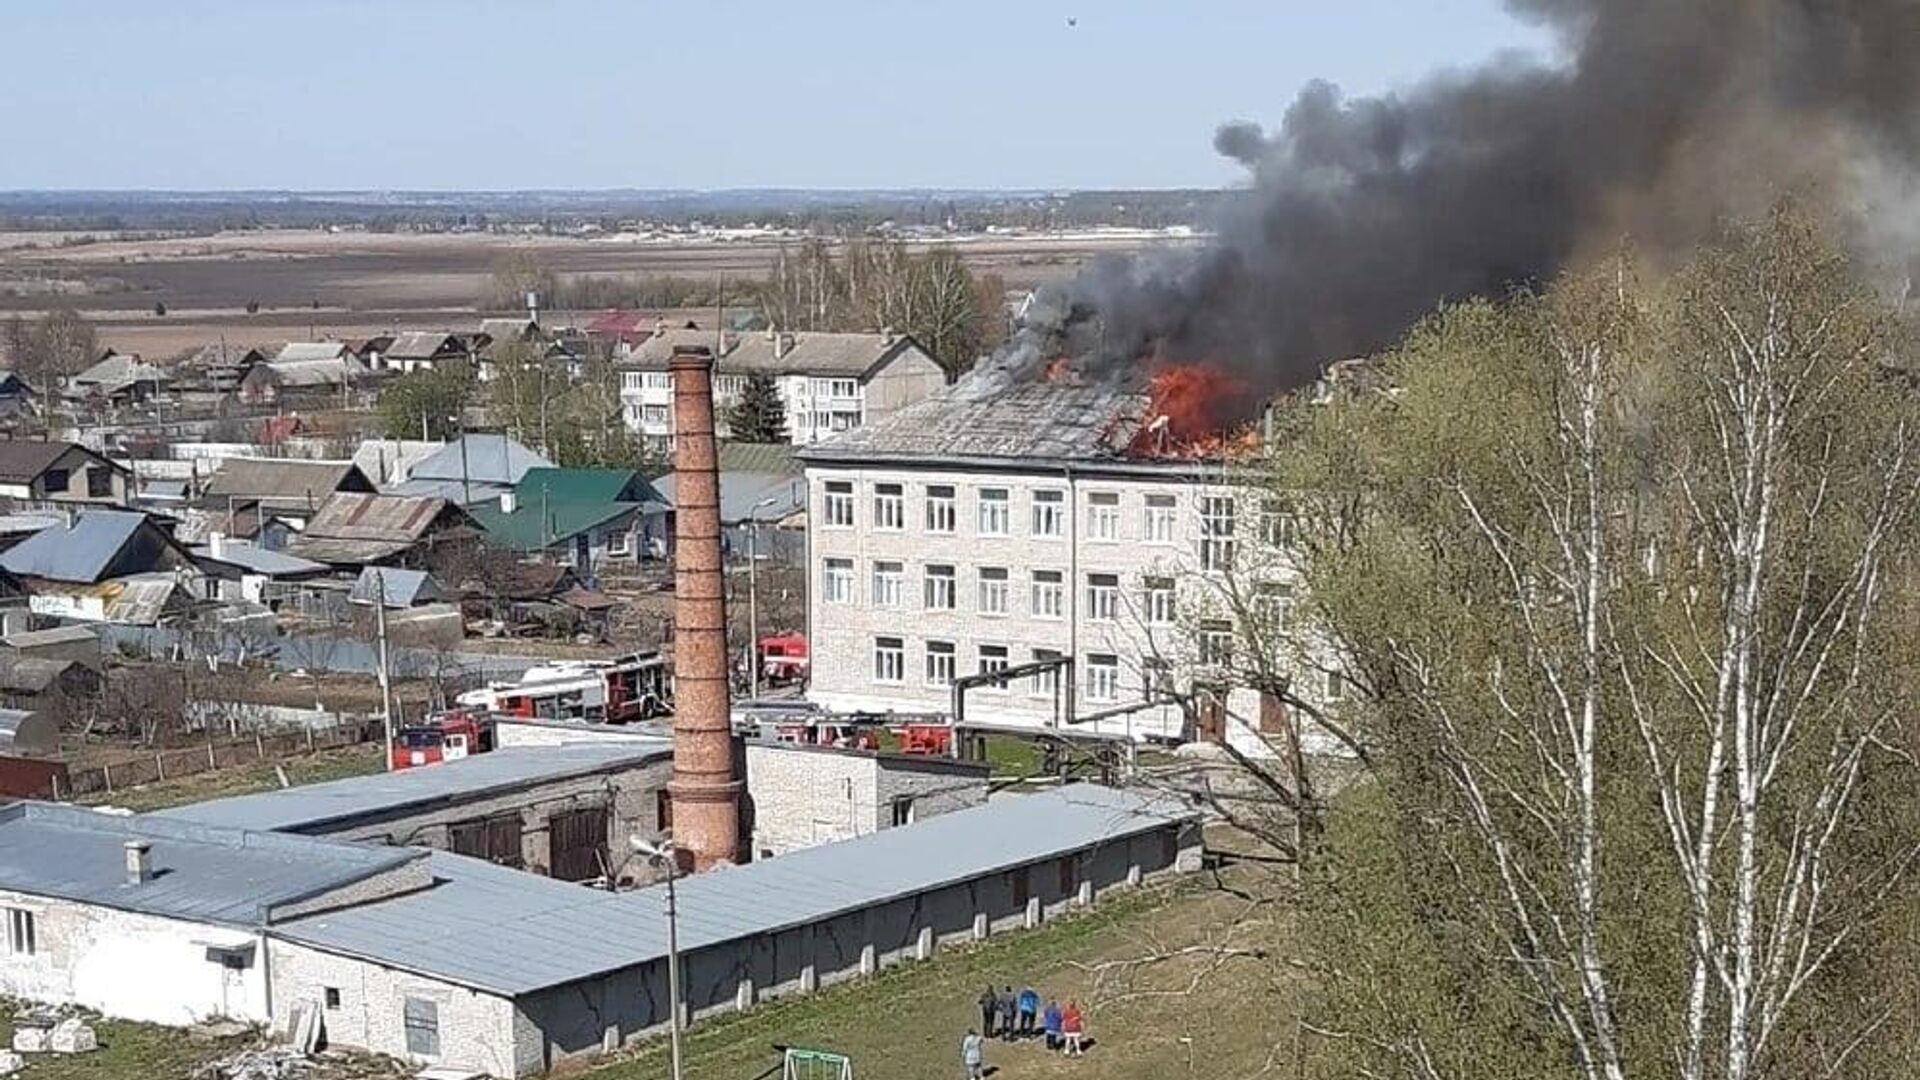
[547,806,608,882]
[449,814,524,868]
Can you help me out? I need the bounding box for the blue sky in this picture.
[2,1,1549,191]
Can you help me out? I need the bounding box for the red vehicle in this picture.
[757,634,810,686]
[392,708,495,771]
[898,723,953,756]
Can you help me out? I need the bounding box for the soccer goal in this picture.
[781,1046,853,1080]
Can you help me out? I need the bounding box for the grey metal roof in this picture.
[347,566,441,607]
[624,330,925,378]
[0,441,93,484]
[0,513,61,536]
[264,357,368,387]
[192,541,328,577]
[274,342,351,364]
[203,458,372,504]
[384,477,514,506]
[802,380,1151,464]
[406,434,553,487]
[273,784,1192,996]
[158,740,673,834]
[0,708,55,755]
[384,332,466,360]
[651,472,805,525]
[0,801,421,928]
[0,510,147,583]
[2,624,99,649]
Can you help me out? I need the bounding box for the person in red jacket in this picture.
[1062,1000,1086,1056]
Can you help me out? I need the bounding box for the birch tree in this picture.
[1279,211,1920,1080]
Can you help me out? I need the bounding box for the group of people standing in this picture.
[962,985,1088,1076]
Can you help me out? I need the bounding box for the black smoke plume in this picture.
[967,0,1920,399]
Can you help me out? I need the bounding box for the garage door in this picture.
[548,806,609,882]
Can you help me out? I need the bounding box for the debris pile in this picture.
[9,1011,96,1055]
[194,1046,314,1080]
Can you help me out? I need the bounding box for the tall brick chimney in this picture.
[667,345,743,870]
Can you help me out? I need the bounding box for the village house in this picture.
[380,332,474,375]
[468,467,669,571]
[283,492,478,569]
[238,343,371,405]
[64,351,172,409]
[0,441,131,508]
[200,457,378,526]
[797,379,1328,757]
[0,509,202,626]
[618,329,947,447]
[388,432,553,506]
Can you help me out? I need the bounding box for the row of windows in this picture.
[869,636,1346,702]
[823,557,1293,627]
[819,482,1295,556]
[622,371,752,396]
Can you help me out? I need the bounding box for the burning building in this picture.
[795,369,1325,756]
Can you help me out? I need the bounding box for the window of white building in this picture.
[5,908,34,956]
[1086,573,1119,621]
[925,640,956,687]
[1254,583,1293,634]
[925,484,957,533]
[1199,496,1237,572]
[1260,498,1296,547]
[1200,619,1235,667]
[1030,648,1064,697]
[924,564,956,610]
[1031,489,1065,537]
[978,644,1010,689]
[641,404,671,426]
[873,483,905,530]
[823,558,855,604]
[823,481,854,528]
[715,374,747,398]
[978,567,1010,615]
[644,372,672,390]
[1086,491,1121,541]
[621,372,646,392]
[874,636,905,683]
[1144,576,1176,625]
[1086,653,1120,702]
[1031,569,1065,619]
[1145,494,1178,544]
[872,560,904,608]
[1142,657,1175,702]
[1325,669,1346,702]
[978,488,1010,535]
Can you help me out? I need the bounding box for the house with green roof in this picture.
[468,467,668,573]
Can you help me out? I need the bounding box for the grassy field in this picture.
[0,1002,249,1079]
[77,743,387,812]
[585,872,1291,1080]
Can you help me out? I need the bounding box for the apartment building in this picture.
[618,329,947,446]
[798,380,1331,757]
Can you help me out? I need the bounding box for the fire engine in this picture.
[456,652,671,723]
[391,707,495,770]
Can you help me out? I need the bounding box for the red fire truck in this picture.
[391,708,495,770]
[455,652,670,723]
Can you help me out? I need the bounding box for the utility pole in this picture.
[746,520,759,701]
[373,569,396,771]
[457,425,470,505]
[630,836,684,1080]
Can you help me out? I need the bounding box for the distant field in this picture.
[0,228,1181,356]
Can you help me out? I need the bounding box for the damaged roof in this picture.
[285,493,472,564]
[801,381,1154,466]
[202,457,375,505]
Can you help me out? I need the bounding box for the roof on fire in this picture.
[801,380,1155,465]
[270,783,1194,997]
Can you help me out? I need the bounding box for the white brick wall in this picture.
[0,889,269,1026]
[269,939,523,1078]
[744,743,988,857]
[804,461,1325,755]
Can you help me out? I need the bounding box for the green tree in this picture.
[378,368,472,441]
[725,373,789,443]
[1276,210,1920,1080]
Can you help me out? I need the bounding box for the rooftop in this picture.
[273,784,1192,996]
[202,457,374,505]
[626,330,924,378]
[0,801,421,928]
[800,380,1152,466]
[650,471,804,526]
[0,510,161,584]
[157,740,673,834]
[192,540,328,578]
[0,441,90,483]
[405,434,553,487]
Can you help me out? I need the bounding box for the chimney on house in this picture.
[667,344,742,871]
[775,332,795,359]
[124,840,151,885]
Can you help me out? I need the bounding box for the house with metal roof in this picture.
[282,492,477,568]
[0,510,194,585]
[617,329,948,447]
[650,469,805,564]
[380,332,474,375]
[387,433,554,506]
[468,467,669,570]
[65,351,173,406]
[202,457,376,511]
[237,345,371,405]
[0,440,131,507]
[0,801,425,1026]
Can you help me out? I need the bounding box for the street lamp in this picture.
[744,494,781,701]
[630,834,684,1080]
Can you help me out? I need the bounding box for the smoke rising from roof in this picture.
[967,0,1920,399]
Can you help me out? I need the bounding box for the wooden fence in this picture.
[54,719,384,800]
